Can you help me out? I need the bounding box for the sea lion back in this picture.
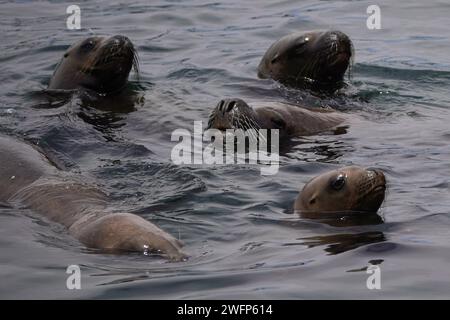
[0,136,55,202]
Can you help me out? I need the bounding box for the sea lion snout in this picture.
[101,35,135,59]
[356,168,387,212]
[94,35,137,70]
[207,99,235,130]
[110,35,132,46]
[364,168,387,191]
[315,30,353,82]
[217,99,238,113]
[207,98,257,130]
[322,30,352,55]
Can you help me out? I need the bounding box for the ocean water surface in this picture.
[0,0,449,299]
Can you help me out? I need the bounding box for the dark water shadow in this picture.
[300,231,386,255]
[285,207,386,255]
[29,84,145,141]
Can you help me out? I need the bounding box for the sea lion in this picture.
[207,98,345,139]
[257,30,353,89]
[0,135,185,261]
[294,166,386,219]
[48,35,139,93]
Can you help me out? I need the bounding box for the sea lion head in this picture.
[207,98,261,131]
[295,166,386,218]
[258,30,353,88]
[48,35,139,93]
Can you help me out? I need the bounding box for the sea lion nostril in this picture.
[226,101,236,112]
[366,167,379,174]
[109,35,134,50]
[367,170,377,177]
[370,169,386,180]
[218,100,225,111]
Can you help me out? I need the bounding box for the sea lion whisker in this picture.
[298,58,316,81]
[247,116,262,132]
[235,114,251,132]
[295,61,309,82]
[132,51,140,76]
[207,110,219,129]
[257,126,268,145]
[241,117,258,142]
[242,118,257,138]
[299,55,319,81]
[240,114,256,131]
[242,116,264,144]
[347,43,355,81]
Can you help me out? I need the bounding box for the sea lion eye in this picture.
[288,38,309,58]
[270,54,280,64]
[294,37,309,49]
[226,101,237,112]
[81,40,95,51]
[270,117,286,129]
[309,198,316,205]
[330,173,346,191]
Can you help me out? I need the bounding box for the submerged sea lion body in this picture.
[295,166,386,219]
[207,98,346,139]
[0,136,185,261]
[48,35,138,93]
[258,30,353,89]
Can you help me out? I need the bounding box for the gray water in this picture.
[1,0,450,299]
